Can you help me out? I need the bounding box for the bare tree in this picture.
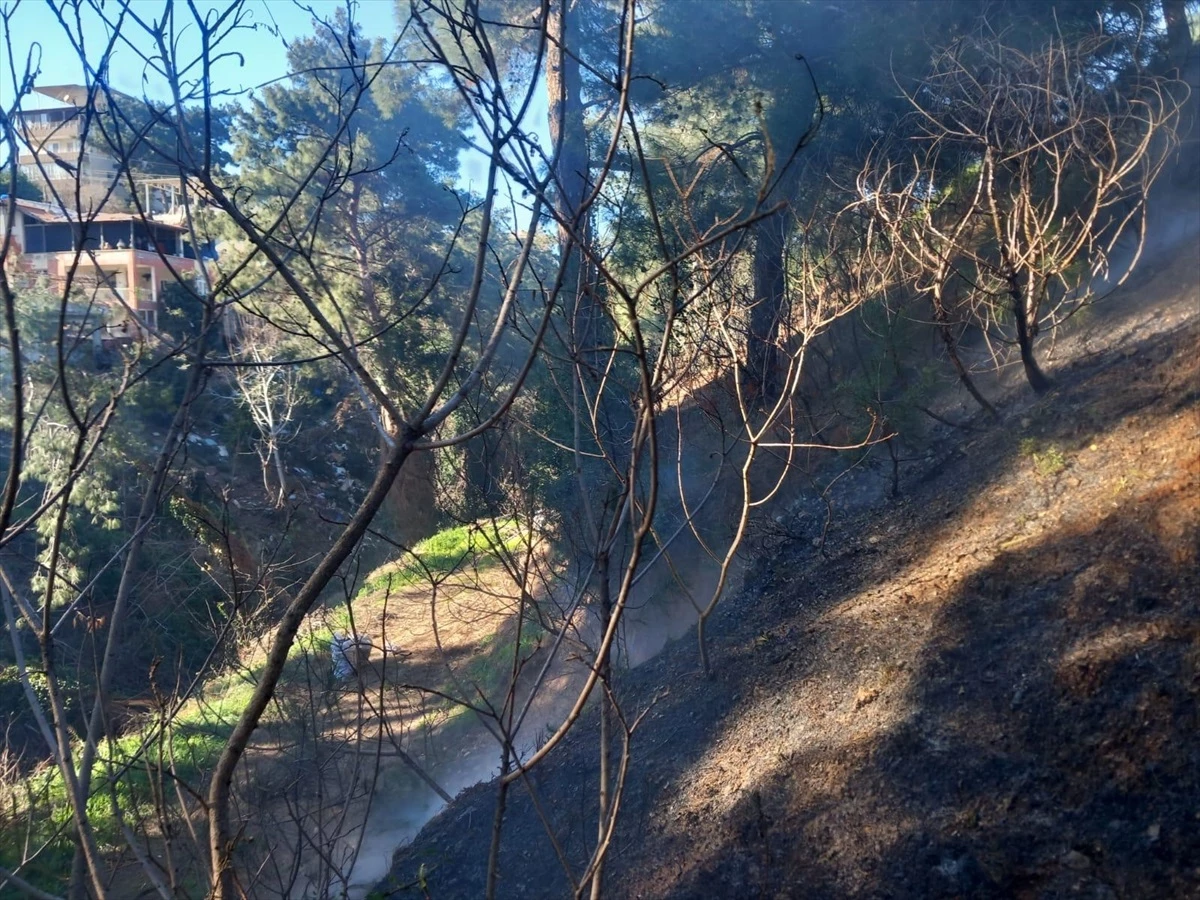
[394,5,898,898]
[228,318,306,508]
[858,25,1183,406]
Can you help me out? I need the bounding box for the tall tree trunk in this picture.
[485,745,512,900]
[1013,293,1052,395]
[547,0,599,370]
[1008,271,1052,395]
[272,444,288,508]
[547,12,622,895]
[464,427,504,510]
[382,444,438,548]
[347,179,382,324]
[750,213,788,400]
[929,286,998,418]
[209,432,416,900]
[1162,0,1193,76]
[589,554,612,900]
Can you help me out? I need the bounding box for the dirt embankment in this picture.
[375,205,1199,897]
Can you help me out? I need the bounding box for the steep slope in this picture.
[376,209,1200,899]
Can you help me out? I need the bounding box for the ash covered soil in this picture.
[376,243,1200,898]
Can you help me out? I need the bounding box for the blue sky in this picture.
[1,1,400,108]
[1,0,545,197]
[2,0,547,196]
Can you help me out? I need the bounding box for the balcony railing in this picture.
[76,285,158,311]
[21,121,83,139]
[43,248,199,270]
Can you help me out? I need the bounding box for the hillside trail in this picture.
[335,554,748,895]
[375,145,1199,896]
[326,531,746,897]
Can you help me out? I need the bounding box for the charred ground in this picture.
[377,239,1199,898]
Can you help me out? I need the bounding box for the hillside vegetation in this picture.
[0,2,1196,898]
[382,209,1200,899]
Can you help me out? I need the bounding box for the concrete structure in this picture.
[14,85,128,210]
[15,85,194,218]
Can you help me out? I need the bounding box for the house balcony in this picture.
[62,252,202,337]
[76,247,199,273]
[17,112,83,141]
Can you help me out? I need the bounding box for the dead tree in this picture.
[229,318,305,508]
[859,27,1182,405]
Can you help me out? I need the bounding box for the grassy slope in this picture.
[0,519,531,897]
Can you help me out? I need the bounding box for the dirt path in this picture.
[376,221,1199,897]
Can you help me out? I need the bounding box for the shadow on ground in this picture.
[377,305,1198,898]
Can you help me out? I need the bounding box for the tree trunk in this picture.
[546,0,587,249]
[209,433,415,900]
[1013,294,1052,395]
[464,423,509,511]
[484,745,512,900]
[1162,0,1193,76]
[272,444,288,507]
[750,213,788,399]
[929,287,998,418]
[547,0,601,371]
[589,554,612,900]
[1008,272,1052,395]
[382,445,438,549]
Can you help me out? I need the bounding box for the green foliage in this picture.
[0,287,133,607]
[125,364,193,429]
[358,518,524,595]
[221,16,471,411]
[1020,438,1069,477]
[0,669,252,897]
[833,300,939,444]
[158,280,207,345]
[2,166,43,202]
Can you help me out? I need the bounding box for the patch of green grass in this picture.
[1033,445,1068,478]
[0,670,261,898]
[0,819,73,899]
[358,518,525,597]
[405,617,546,755]
[461,619,545,705]
[1,518,536,896]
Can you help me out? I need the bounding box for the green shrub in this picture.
[1020,438,1068,477]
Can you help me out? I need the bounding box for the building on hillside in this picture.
[4,84,214,342]
[14,84,130,211]
[16,84,196,218]
[0,197,206,337]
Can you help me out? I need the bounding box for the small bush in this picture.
[1021,438,1068,477]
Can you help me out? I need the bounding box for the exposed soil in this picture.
[303,548,608,898]
[375,218,1200,897]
